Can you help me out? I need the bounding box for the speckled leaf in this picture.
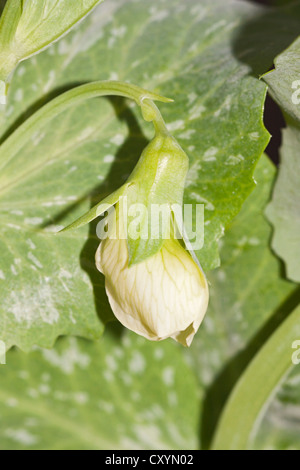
[266,127,300,283]
[184,155,299,449]
[264,36,300,125]
[263,36,300,283]
[0,0,105,88]
[0,330,200,450]
[253,366,300,450]
[1,0,299,351]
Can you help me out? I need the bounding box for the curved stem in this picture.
[140,98,170,136]
[211,305,300,450]
[0,80,172,172]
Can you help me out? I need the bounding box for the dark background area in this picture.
[249,0,289,165]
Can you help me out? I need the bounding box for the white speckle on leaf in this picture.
[132,424,163,448]
[24,217,43,226]
[26,239,36,250]
[77,126,94,141]
[248,131,260,141]
[6,223,21,230]
[17,66,26,76]
[42,338,90,374]
[109,71,119,81]
[178,129,196,140]
[225,154,244,165]
[28,252,43,269]
[129,351,146,374]
[190,192,215,211]
[5,429,38,446]
[44,225,64,233]
[203,147,218,162]
[6,285,59,325]
[6,398,18,407]
[98,400,114,414]
[43,70,56,93]
[120,371,132,386]
[167,120,185,132]
[68,166,77,173]
[39,384,50,395]
[10,210,23,216]
[162,367,175,386]
[186,161,202,186]
[217,270,227,282]
[154,348,164,360]
[31,131,45,146]
[110,134,125,146]
[249,237,260,246]
[149,9,169,22]
[59,268,72,279]
[105,355,118,371]
[205,19,227,36]
[10,265,18,276]
[214,95,233,117]
[0,270,6,280]
[107,25,127,49]
[189,104,206,120]
[191,4,208,21]
[188,92,197,105]
[73,392,89,405]
[18,371,29,380]
[112,25,127,38]
[104,154,115,164]
[14,89,23,102]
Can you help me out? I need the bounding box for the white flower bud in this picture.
[96,207,209,347]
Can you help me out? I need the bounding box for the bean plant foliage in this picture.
[0,0,299,450]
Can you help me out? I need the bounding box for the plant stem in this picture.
[211,305,300,450]
[0,80,172,171]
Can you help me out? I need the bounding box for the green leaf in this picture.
[211,305,300,450]
[263,37,300,283]
[184,155,298,449]
[0,0,298,350]
[266,127,300,283]
[0,0,105,85]
[253,366,300,450]
[263,36,300,125]
[0,330,200,450]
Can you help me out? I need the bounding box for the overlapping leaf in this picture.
[264,36,300,283]
[0,331,200,450]
[184,155,298,449]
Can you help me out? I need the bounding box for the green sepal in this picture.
[126,133,189,266]
[59,183,131,233]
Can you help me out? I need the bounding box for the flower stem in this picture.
[0,81,172,172]
[211,304,300,450]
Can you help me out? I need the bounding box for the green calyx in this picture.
[60,95,190,265]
